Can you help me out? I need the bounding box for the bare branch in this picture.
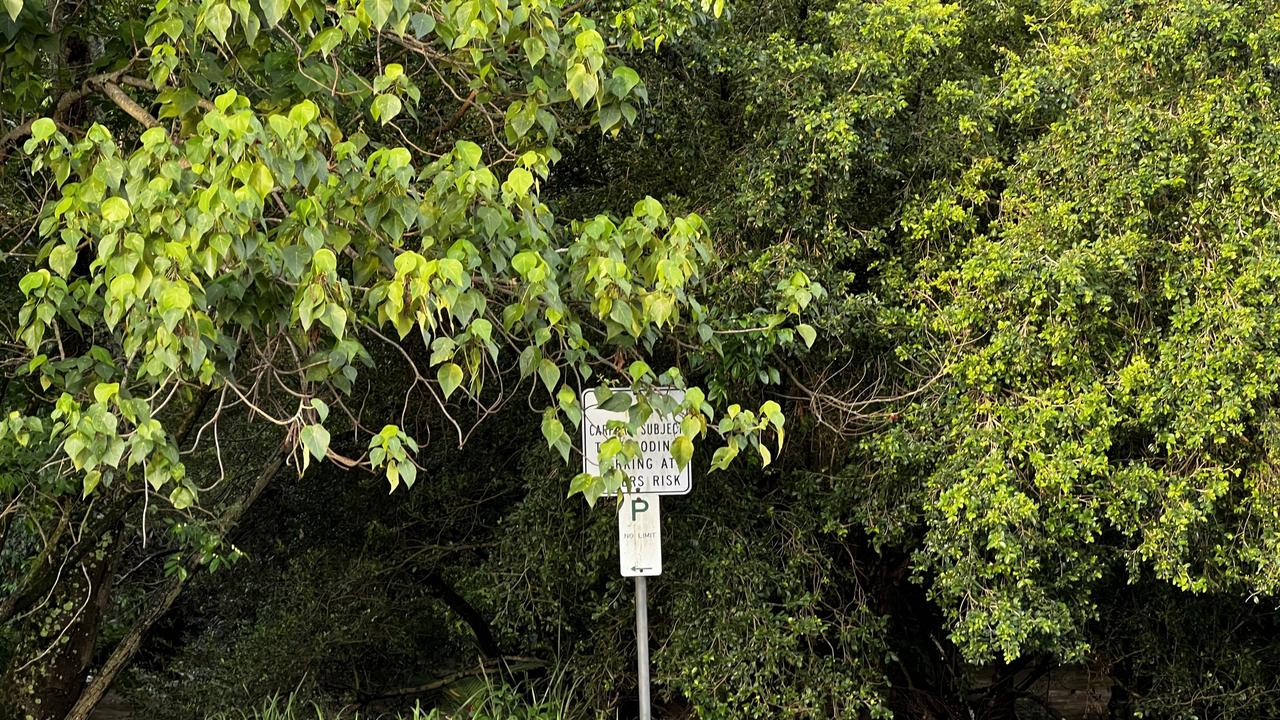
[98,82,160,129]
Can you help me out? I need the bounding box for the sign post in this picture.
[583,389,692,720]
[635,574,651,720]
[617,492,659,720]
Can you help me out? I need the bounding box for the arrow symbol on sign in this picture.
[631,566,651,573]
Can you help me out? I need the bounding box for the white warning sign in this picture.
[581,389,691,495]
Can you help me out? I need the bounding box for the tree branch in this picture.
[0,69,130,160]
[61,447,287,720]
[0,66,215,161]
[97,82,159,129]
[421,569,501,658]
[117,75,216,112]
[428,88,480,144]
[0,119,35,162]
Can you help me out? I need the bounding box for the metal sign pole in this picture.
[585,389,690,720]
[635,575,651,720]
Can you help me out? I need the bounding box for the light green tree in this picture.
[0,0,817,716]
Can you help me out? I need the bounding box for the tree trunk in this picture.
[61,449,285,720]
[8,524,122,720]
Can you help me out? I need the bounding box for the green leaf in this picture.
[583,475,605,506]
[160,284,192,313]
[522,36,546,67]
[710,444,737,471]
[797,323,817,348]
[518,346,540,378]
[649,293,675,326]
[758,443,772,466]
[568,472,605,506]
[568,472,603,506]
[609,301,635,335]
[158,284,193,330]
[598,105,621,133]
[430,337,457,366]
[248,163,274,197]
[600,391,631,412]
[261,0,288,27]
[204,3,233,43]
[3,0,20,22]
[628,360,651,382]
[18,270,47,296]
[641,196,664,219]
[508,101,537,138]
[541,410,564,441]
[300,423,330,461]
[438,362,463,399]
[268,114,293,138]
[506,167,534,197]
[146,462,171,491]
[83,470,101,498]
[671,435,693,470]
[680,414,702,438]
[101,197,131,224]
[410,11,435,37]
[372,94,402,124]
[760,400,784,426]
[311,398,330,422]
[49,244,76,278]
[364,0,392,29]
[611,66,642,95]
[30,117,56,141]
[307,27,344,57]
[214,89,239,112]
[537,359,560,396]
[541,411,569,461]
[512,250,540,278]
[289,100,319,126]
[557,385,582,426]
[394,251,421,275]
[566,63,598,108]
[455,140,483,169]
[575,29,603,55]
[321,304,347,339]
[312,248,337,275]
[438,257,464,285]
[170,485,196,510]
[140,126,168,147]
[93,383,120,404]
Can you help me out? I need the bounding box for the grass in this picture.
[208,673,583,720]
